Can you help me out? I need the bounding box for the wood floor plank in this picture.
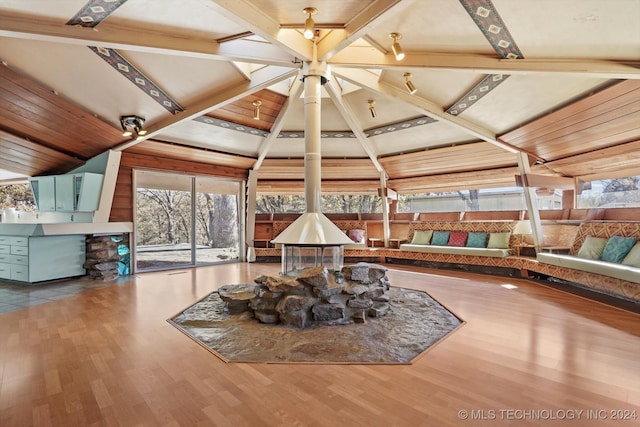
[0,262,639,426]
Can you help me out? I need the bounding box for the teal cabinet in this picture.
[0,235,86,283]
[29,176,56,212]
[29,173,103,212]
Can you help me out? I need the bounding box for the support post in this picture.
[517,152,544,248]
[245,169,258,262]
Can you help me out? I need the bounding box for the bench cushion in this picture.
[400,244,512,258]
[537,252,640,284]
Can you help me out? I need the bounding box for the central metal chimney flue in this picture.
[271,59,352,255]
[304,70,322,214]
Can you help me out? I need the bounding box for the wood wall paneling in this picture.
[126,140,256,169]
[388,167,521,193]
[0,128,84,176]
[379,142,517,179]
[0,65,123,160]
[545,138,640,178]
[256,179,381,194]
[206,89,287,132]
[257,158,379,181]
[500,80,640,161]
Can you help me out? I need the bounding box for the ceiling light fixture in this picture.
[120,115,147,138]
[404,72,417,95]
[368,100,376,118]
[252,100,262,120]
[303,7,318,40]
[389,32,405,61]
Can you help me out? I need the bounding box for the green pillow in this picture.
[576,236,608,259]
[431,231,450,246]
[487,232,510,249]
[622,242,640,267]
[411,230,433,245]
[600,236,637,263]
[466,232,488,248]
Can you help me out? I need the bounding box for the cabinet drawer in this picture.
[10,237,29,246]
[0,245,10,254]
[10,255,28,265]
[10,265,29,282]
[10,246,29,255]
[0,253,11,263]
[0,262,10,279]
[0,236,11,245]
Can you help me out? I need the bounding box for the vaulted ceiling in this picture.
[0,0,639,193]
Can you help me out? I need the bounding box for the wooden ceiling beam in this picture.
[0,12,295,67]
[317,0,408,61]
[112,66,298,152]
[334,67,522,155]
[328,48,640,80]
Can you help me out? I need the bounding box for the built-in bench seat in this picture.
[536,252,640,284]
[253,215,640,303]
[395,220,516,257]
[399,244,512,258]
[523,221,640,302]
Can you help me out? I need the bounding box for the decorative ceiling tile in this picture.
[193,115,437,139]
[66,0,128,27]
[194,116,270,137]
[458,0,523,59]
[446,74,509,116]
[89,46,184,115]
[448,0,524,116]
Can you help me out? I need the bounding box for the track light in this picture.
[120,115,147,138]
[389,32,405,61]
[303,7,317,40]
[404,72,417,95]
[368,100,376,118]
[252,100,262,120]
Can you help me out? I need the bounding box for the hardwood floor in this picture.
[0,263,638,426]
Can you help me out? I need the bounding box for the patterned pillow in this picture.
[600,236,637,263]
[622,242,640,267]
[576,236,608,259]
[431,231,450,246]
[487,232,511,249]
[411,230,433,245]
[447,231,468,246]
[466,232,488,248]
[347,229,366,244]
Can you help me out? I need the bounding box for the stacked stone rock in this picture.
[84,235,121,280]
[217,263,391,328]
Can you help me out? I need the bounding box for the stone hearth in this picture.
[218,263,390,328]
[169,264,462,364]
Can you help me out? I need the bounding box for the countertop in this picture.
[0,222,133,236]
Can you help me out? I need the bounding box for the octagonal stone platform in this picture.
[169,264,462,364]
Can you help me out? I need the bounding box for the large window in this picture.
[577,175,640,208]
[255,194,382,214]
[134,170,241,272]
[398,188,542,213]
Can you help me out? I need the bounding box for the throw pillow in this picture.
[347,229,366,244]
[466,232,488,248]
[431,231,450,246]
[487,232,510,249]
[447,231,468,246]
[600,236,637,263]
[576,235,608,259]
[411,230,433,245]
[622,242,640,267]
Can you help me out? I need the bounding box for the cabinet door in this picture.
[29,176,56,211]
[75,173,103,211]
[55,174,76,211]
